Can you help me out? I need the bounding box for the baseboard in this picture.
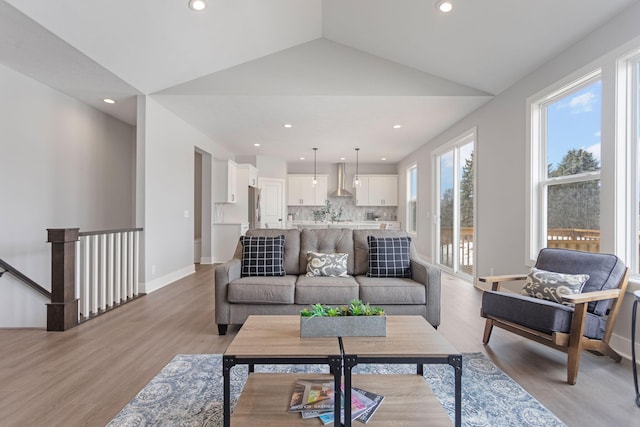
[610,332,640,365]
[140,265,195,294]
[200,257,214,265]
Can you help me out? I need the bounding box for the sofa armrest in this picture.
[215,259,241,326]
[410,256,441,328]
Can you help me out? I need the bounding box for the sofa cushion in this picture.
[356,276,426,305]
[295,275,359,305]
[300,228,355,275]
[353,230,413,276]
[482,291,606,339]
[240,235,285,277]
[535,248,627,315]
[306,251,349,277]
[244,229,301,275]
[366,236,411,278]
[228,275,296,304]
[521,267,589,306]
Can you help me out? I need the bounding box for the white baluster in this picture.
[107,233,114,308]
[128,231,134,299]
[114,233,121,304]
[91,235,99,315]
[99,233,107,312]
[133,231,140,296]
[75,240,81,322]
[121,232,128,302]
[82,236,90,320]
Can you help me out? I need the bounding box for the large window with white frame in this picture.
[621,50,640,275]
[529,71,602,257]
[407,164,417,234]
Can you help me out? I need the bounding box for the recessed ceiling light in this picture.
[392,124,402,129]
[283,123,293,128]
[381,157,387,161]
[436,0,453,13]
[103,98,116,104]
[253,143,261,147]
[188,0,207,11]
[340,157,346,161]
[299,157,305,160]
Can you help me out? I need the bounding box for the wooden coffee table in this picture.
[223,315,461,427]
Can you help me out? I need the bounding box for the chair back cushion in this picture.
[534,248,626,315]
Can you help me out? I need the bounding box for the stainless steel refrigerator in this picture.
[248,187,261,230]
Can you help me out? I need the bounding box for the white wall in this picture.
[0,64,135,327]
[139,96,233,292]
[397,3,640,356]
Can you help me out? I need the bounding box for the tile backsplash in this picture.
[287,196,398,222]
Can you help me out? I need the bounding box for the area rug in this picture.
[107,353,565,427]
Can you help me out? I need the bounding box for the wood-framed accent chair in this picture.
[479,248,629,385]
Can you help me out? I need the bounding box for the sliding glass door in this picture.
[435,132,475,279]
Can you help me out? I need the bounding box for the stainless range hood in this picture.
[330,163,353,197]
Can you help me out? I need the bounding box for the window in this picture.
[622,51,640,274]
[406,164,417,233]
[530,71,602,257]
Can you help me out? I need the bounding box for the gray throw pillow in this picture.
[306,251,349,277]
[521,267,589,306]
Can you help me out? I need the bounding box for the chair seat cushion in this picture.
[356,276,426,304]
[481,291,606,340]
[228,275,296,304]
[295,275,359,305]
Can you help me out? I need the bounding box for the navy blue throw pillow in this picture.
[240,235,286,277]
[367,236,411,278]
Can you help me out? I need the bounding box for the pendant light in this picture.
[313,148,318,186]
[353,148,361,187]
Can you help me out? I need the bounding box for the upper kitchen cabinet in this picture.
[214,159,238,203]
[241,164,258,187]
[355,175,398,206]
[237,163,258,188]
[288,174,328,206]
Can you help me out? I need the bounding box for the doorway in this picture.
[259,178,285,229]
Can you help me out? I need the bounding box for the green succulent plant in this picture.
[300,299,385,317]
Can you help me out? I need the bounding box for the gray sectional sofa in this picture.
[214,228,441,335]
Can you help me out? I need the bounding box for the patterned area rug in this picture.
[107,353,565,427]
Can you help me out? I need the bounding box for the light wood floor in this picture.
[0,265,638,426]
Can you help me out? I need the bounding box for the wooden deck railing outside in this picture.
[439,227,607,276]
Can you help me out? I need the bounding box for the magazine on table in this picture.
[288,379,336,412]
[288,379,384,423]
[352,386,385,423]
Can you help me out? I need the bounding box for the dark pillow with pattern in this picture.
[366,235,411,278]
[240,235,286,277]
[306,251,349,277]
[521,267,589,306]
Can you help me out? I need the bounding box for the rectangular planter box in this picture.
[300,315,387,337]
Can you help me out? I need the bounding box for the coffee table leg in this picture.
[449,354,462,427]
[343,355,358,427]
[223,356,236,427]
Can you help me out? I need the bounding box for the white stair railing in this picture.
[76,228,143,321]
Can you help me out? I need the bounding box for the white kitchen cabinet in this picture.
[242,164,258,187]
[214,159,238,203]
[287,175,328,206]
[355,175,398,206]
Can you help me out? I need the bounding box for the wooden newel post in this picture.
[47,228,80,331]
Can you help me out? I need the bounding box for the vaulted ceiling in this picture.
[1,0,637,163]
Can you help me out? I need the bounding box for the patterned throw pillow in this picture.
[306,252,349,277]
[521,267,589,306]
[366,235,411,278]
[240,235,286,277]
